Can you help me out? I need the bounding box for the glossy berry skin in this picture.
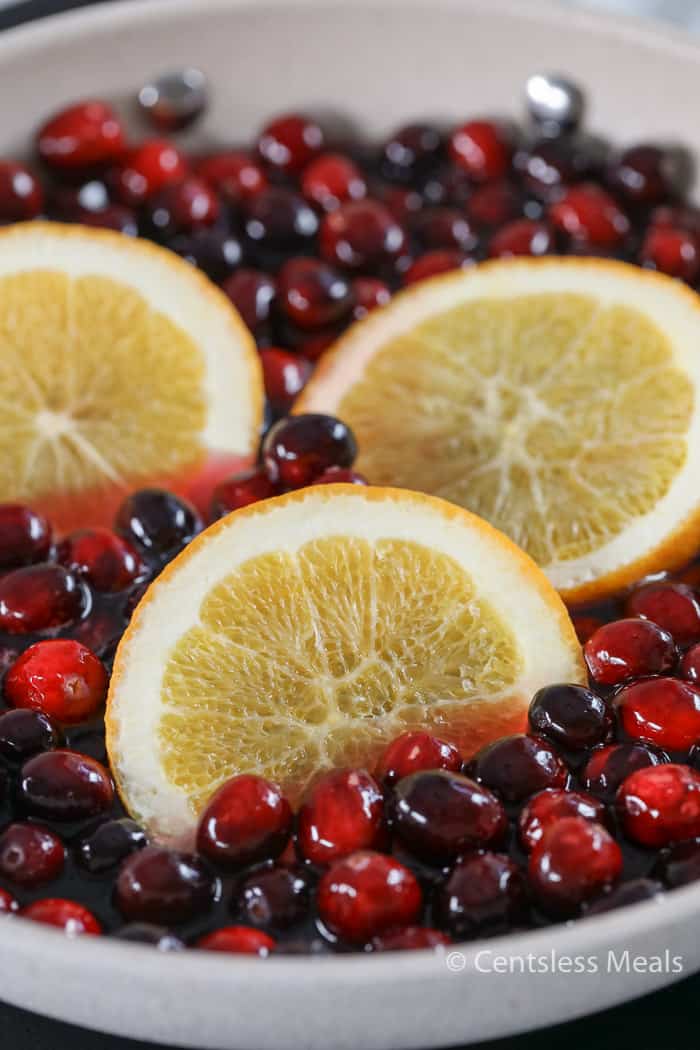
[614,677,700,752]
[298,769,385,865]
[0,504,52,570]
[654,838,700,888]
[585,877,662,915]
[376,730,461,785]
[257,113,324,174]
[0,564,84,634]
[617,763,700,847]
[470,734,569,803]
[210,468,277,520]
[528,817,622,916]
[607,145,675,205]
[489,219,552,258]
[317,850,422,944]
[581,742,665,802]
[320,200,407,272]
[197,774,292,870]
[392,770,507,862]
[466,180,522,227]
[681,643,700,684]
[236,865,310,929]
[197,926,276,955]
[116,846,215,924]
[221,268,276,333]
[371,926,451,951]
[37,100,125,172]
[78,819,147,874]
[640,226,699,282]
[404,250,468,285]
[0,161,43,221]
[196,151,267,201]
[22,898,101,935]
[312,467,368,485]
[57,527,143,592]
[518,788,606,852]
[549,184,630,247]
[0,822,65,887]
[113,140,188,204]
[301,153,367,211]
[19,750,114,821]
[449,120,511,181]
[115,489,201,560]
[0,709,61,763]
[435,851,527,939]
[351,277,391,319]
[168,229,243,280]
[528,683,612,751]
[147,177,220,237]
[262,414,357,488]
[380,124,443,184]
[5,639,108,725]
[584,618,676,686]
[259,349,313,415]
[243,188,319,258]
[277,257,352,330]
[0,889,18,914]
[412,208,476,253]
[115,923,185,950]
[625,582,700,648]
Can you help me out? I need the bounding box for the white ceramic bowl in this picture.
[1,1,700,1046]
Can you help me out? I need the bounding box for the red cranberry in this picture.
[466,180,522,227]
[262,414,357,488]
[654,838,700,888]
[489,219,552,257]
[571,614,603,644]
[529,817,622,916]
[37,101,125,172]
[404,250,469,285]
[298,769,384,865]
[312,467,368,485]
[392,769,506,862]
[243,187,319,257]
[222,268,277,333]
[0,161,43,220]
[607,145,677,205]
[435,851,527,938]
[581,742,665,802]
[549,184,630,247]
[0,709,61,763]
[617,763,700,847]
[449,120,511,181]
[259,349,312,415]
[351,277,391,319]
[584,618,676,685]
[380,124,443,184]
[614,677,700,752]
[378,184,423,222]
[116,846,215,923]
[320,200,406,271]
[412,208,477,253]
[681,643,700,684]
[640,226,699,282]
[518,788,606,851]
[377,730,461,784]
[257,113,324,174]
[235,865,310,929]
[626,582,700,647]
[22,898,101,935]
[277,257,353,329]
[75,202,138,235]
[528,683,612,751]
[147,177,220,236]
[0,823,64,886]
[113,140,188,204]
[197,926,275,955]
[19,749,114,821]
[0,889,18,913]
[5,639,107,724]
[301,153,366,211]
[650,203,700,236]
[470,734,569,803]
[57,527,143,592]
[115,923,185,950]
[210,467,277,520]
[421,166,472,207]
[0,504,52,569]
[196,151,267,201]
[317,850,422,944]
[0,564,84,634]
[165,229,242,280]
[197,774,292,870]
[585,877,662,915]
[78,819,147,874]
[371,926,451,951]
[115,489,201,559]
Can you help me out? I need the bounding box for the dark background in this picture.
[0,0,696,1046]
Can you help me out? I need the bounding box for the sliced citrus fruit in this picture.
[0,221,262,533]
[296,258,700,603]
[106,484,584,844]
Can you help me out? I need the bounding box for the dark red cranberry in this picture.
[377,730,461,784]
[147,177,220,237]
[317,850,422,944]
[257,113,324,174]
[320,200,406,271]
[0,564,84,634]
[466,180,522,227]
[0,709,61,763]
[0,823,64,886]
[22,898,101,935]
[549,184,630,247]
[167,229,243,281]
[235,865,310,929]
[371,926,451,951]
[112,139,188,204]
[57,528,142,593]
[0,161,43,220]
[277,257,353,329]
[435,851,527,938]
[681,643,700,684]
[78,819,147,874]
[420,166,472,207]
[654,838,700,888]
[650,203,700,235]
[69,610,124,663]
[19,749,114,821]
[607,145,677,205]
[640,226,699,282]
[626,582,700,647]
[37,101,125,172]
[243,187,319,258]
[528,683,612,751]
[515,136,607,199]
[489,219,552,257]
[312,467,368,485]
[259,349,312,415]
[197,926,276,955]
[196,151,267,202]
[412,208,477,252]
[298,769,384,865]
[377,184,423,222]
[584,618,676,685]
[0,889,18,913]
[380,124,443,184]
[449,120,511,181]
[262,414,357,488]
[197,774,292,870]
[210,467,277,520]
[75,202,138,234]
[50,178,109,216]
[116,846,214,923]
[115,489,201,560]
[0,504,52,569]
[222,268,276,332]
[518,788,606,851]
[571,614,603,644]
[470,734,569,803]
[392,769,506,862]
[5,639,107,724]
[301,153,367,211]
[581,742,665,802]
[115,923,185,950]
[529,817,622,916]
[351,277,391,319]
[404,250,469,285]
[617,763,700,847]
[585,877,662,915]
[614,677,700,751]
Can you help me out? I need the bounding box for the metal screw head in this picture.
[137,68,208,132]
[525,73,585,137]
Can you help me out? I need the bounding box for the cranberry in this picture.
[222,268,276,333]
[518,788,606,851]
[0,889,18,914]
[515,137,606,200]
[197,926,276,955]
[607,145,677,205]
[489,219,552,257]
[320,200,406,271]
[614,677,700,752]
[625,582,700,648]
[466,180,522,227]
[312,467,368,485]
[378,184,423,222]
[196,151,267,201]
[681,643,700,684]
[435,851,527,938]
[298,769,384,865]
[258,113,324,174]
[380,124,443,184]
[377,730,461,784]
[582,742,665,802]
[0,504,52,569]
[617,763,700,847]
[0,823,64,886]
[210,467,277,519]
[262,414,357,488]
[19,749,114,821]
[371,926,451,951]
[403,250,468,285]
[5,639,107,725]
[654,838,700,888]
[57,527,143,592]
[235,865,310,928]
[22,898,101,935]
[412,208,477,253]
[115,923,185,949]
[529,817,622,916]
[449,120,511,181]
[301,153,367,211]
[549,184,630,247]
[277,257,353,329]
[392,770,506,862]
[0,161,43,220]
[78,819,147,874]
[0,709,61,763]
[584,618,676,685]
[167,229,243,281]
[650,203,700,236]
[470,734,569,802]
[197,774,292,870]
[243,187,319,258]
[259,349,312,416]
[640,226,699,282]
[0,564,84,634]
[115,489,201,560]
[112,140,188,204]
[73,202,138,235]
[69,611,123,663]
[351,277,391,319]
[147,177,220,237]
[317,850,422,944]
[585,877,662,915]
[37,100,125,172]
[528,683,612,751]
[420,166,472,207]
[116,846,214,923]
